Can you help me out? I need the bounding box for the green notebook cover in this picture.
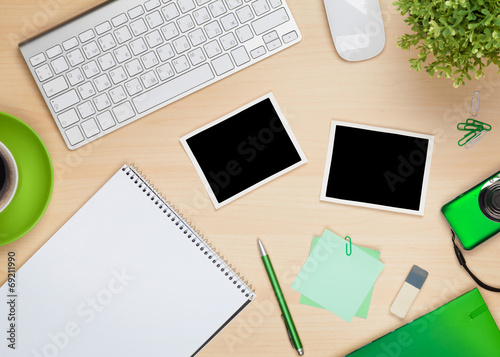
[347,288,500,357]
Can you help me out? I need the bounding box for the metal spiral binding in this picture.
[124,165,255,298]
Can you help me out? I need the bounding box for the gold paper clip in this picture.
[471,91,480,118]
[345,236,352,256]
[465,130,488,149]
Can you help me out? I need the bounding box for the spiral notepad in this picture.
[0,165,255,357]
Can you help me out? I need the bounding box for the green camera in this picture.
[442,171,500,250]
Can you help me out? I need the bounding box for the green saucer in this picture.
[0,112,53,246]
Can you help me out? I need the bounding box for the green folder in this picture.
[347,288,500,357]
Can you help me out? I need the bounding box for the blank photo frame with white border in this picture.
[181,93,307,209]
[321,121,434,215]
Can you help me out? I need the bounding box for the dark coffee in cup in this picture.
[0,142,18,211]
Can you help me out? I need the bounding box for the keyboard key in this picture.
[231,46,250,66]
[130,38,148,55]
[162,3,180,20]
[79,29,95,43]
[109,67,128,84]
[204,21,222,38]
[83,41,101,59]
[93,93,112,111]
[130,18,149,36]
[95,21,112,35]
[157,43,175,61]
[125,58,144,76]
[98,34,117,51]
[67,68,85,86]
[209,0,227,17]
[125,78,143,95]
[252,0,270,16]
[193,7,211,25]
[187,48,206,66]
[113,102,135,123]
[188,28,207,46]
[133,63,214,113]
[51,57,69,74]
[236,5,254,23]
[50,89,79,113]
[177,14,195,32]
[250,45,266,58]
[235,25,253,42]
[77,101,96,118]
[42,76,68,97]
[114,45,132,63]
[263,30,278,43]
[67,48,85,66]
[78,82,96,99]
[128,5,145,19]
[82,61,100,78]
[114,26,132,44]
[220,13,238,31]
[178,0,196,13]
[266,38,281,51]
[30,53,46,66]
[220,32,238,50]
[145,30,164,47]
[156,63,175,80]
[282,30,298,44]
[62,37,78,51]
[204,40,222,58]
[211,53,234,75]
[109,86,127,104]
[57,109,79,128]
[35,64,53,82]
[173,36,191,54]
[140,70,160,88]
[111,13,128,27]
[161,23,180,40]
[269,0,281,8]
[96,111,116,130]
[145,0,161,11]
[141,51,160,69]
[132,63,214,113]
[225,0,243,10]
[251,7,288,35]
[46,45,62,59]
[146,11,164,28]
[81,118,100,137]
[94,74,112,92]
[97,53,116,71]
[65,126,84,146]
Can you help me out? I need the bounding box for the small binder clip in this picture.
[345,236,352,256]
[471,91,480,118]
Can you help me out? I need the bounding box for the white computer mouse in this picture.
[324,0,385,61]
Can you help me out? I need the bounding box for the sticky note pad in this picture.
[292,229,384,322]
[299,237,381,319]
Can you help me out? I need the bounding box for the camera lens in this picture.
[479,182,500,222]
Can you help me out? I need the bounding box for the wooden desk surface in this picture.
[1,1,500,356]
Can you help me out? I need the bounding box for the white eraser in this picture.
[390,265,428,319]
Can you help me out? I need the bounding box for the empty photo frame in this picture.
[321,121,434,215]
[181,93,307,209]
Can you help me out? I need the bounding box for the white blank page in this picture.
[0,165,254,356]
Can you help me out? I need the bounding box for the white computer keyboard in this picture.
[19,0,301,150]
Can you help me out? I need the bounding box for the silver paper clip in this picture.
[471,91,480,118]
[465,130,487,149]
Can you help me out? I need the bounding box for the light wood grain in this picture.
[1,1,500,356]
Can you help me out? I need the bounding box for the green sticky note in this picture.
[299,237,380,319]
[292,229,384,322]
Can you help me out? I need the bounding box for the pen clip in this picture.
[281,315,296,349]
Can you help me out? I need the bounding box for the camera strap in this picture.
[451,230,500,292]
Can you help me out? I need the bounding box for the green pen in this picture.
[258,239,304,356]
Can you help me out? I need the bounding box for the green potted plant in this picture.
[393,0,500,87]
